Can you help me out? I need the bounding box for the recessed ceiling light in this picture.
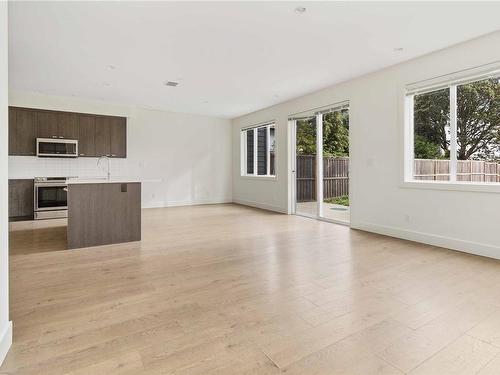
[394,47,404,52]
[295,6,306,14]
[164,81,179,87]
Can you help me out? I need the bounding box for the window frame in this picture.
[403,63,500,192]
[240,121,277,179]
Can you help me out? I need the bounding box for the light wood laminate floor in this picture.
[3,204,500,374]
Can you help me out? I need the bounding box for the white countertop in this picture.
[66,176,163,184]
[66,179,142,184]
[8,175,162,184]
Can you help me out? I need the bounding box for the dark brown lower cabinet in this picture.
[9,179,34,221]
[67,183,141,249]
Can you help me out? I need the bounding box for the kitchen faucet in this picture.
[97,155,111,180]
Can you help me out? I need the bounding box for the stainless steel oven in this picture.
[34,177,69,220]
[37,138,78,158]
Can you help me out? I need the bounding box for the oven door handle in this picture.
[34,184,38,211]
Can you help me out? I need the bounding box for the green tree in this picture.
[457,78,500,160]
[414,78,500,161]
[414,88,450,159]
[323,109,349,157]
[296,109,349,156]
[296,118,316,155]
[414,134,442,159]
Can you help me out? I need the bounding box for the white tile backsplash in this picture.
[9,156,130,179]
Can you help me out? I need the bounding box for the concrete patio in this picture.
[296,201,350,223]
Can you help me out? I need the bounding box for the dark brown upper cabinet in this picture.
[95,116,112,157]
[57,112,78,139]
[38,110,78,139]
[8,107,17,154]
[9,107,37,156]
[77,115,96,157]
[110,117,127,158]
[8,106,127,158]
[36,111,59,139]
[94,116,126,158]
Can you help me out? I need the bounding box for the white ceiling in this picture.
[8,1,500,119]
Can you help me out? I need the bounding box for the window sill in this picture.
[401,180,500,194]
[240,175,277,181]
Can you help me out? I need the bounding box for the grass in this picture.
[324,195,349,206]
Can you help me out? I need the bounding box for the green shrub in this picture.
[324,195,349,206]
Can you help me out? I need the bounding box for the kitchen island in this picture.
[67,180,141,249]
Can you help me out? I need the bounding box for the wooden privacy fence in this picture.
[414,159,500,182]
[296,156,349,202]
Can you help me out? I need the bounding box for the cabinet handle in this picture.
[52,136,57,138]
[111,154,116,157]
[79,153,85,156]
[59,136,64,139]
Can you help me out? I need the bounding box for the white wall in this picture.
[9,91,233,208]
[0,2,12,366]
[232,31,500,259]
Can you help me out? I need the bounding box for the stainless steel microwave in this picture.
[36,138,78,157]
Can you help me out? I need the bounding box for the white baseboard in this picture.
[0,321,12,367]
[232,198,288,214]
[351,220,500,261]
[142,198,232,209]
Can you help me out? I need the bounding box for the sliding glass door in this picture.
[319,108,350,222]
[295,116,317,217]
[291,103,350,224]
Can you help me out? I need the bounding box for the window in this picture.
[406,68,499,184]
[241,123,276,177]
[412,88,451,181]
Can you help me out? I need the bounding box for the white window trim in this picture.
[449,84,457,183]
[266,125,271,175]
[316,113,323,218]
[240,122,277,179]
[401,180,500,194]
[402,63,500,193]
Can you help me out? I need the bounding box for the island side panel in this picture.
[67,183,141,249]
